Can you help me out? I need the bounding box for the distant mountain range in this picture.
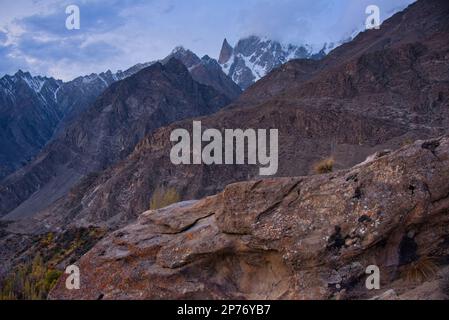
[0,64,152,180]
[0,56,238,221]
[0,49,240,181]
[218,35,353,89]
[0,34,354,180]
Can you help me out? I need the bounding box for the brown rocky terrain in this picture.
[21,0,449,232]
[50,136,449,300]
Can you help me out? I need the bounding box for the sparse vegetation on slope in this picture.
[150,187,181,210]
[0,227,106,300]
[0,254,62,300]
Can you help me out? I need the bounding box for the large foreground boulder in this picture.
[50,136,449,300]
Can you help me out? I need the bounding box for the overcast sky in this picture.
[0,0,416,81]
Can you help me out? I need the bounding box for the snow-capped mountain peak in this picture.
[218,35,354,90]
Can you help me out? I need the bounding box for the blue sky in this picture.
[0,0,416,81]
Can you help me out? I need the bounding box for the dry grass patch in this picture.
[313,157,335,174]
[401,257,439,284]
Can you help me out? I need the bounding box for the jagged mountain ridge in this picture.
[218,35,352,89]
[162,47,242,100]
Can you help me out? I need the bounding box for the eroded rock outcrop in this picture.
[50,136,449,300]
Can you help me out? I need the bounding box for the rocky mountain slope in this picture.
[218,36,347,89]
[162,47,242,100]
[50,135,449,300]
[0,64,154,181]
[0,49,239,184]
[21,0,449,233]
[0,72,63,180]
[0,58,233,220]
